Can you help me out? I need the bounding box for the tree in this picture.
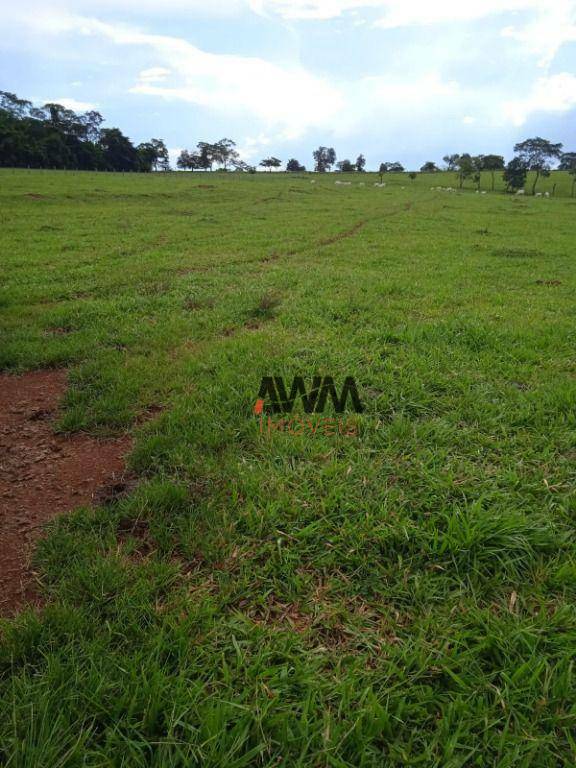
[213,138,239,170]
[477,154,504,191]
[513,137,563,195]
[151,138,170,171]
[443,154,460,171]
[355,154,366,172]
[43,102,98,144]
[137,138,169,172]
[177,147,214,172]
[558,151,576,171]
[177,149,197,170]
[0,89,170,172]
[503,157,527,192]
[196,142,215,171]
[456,153,476,189]
[378,161,405,181]
[0,91,33,118]
[286,158,305,172]
[336,159,355,172]
[193,145,212,171]
[80,110,104,143]
[177,149,190,170]
[260,156,282,172]
[559,152,576,197]
[138,142,158,172]
[379,161,404,174]
[181,141,234,172]
[420,161,439,173]
[313,146,336,172]
[99,128,139,171]
[232,159,256,173]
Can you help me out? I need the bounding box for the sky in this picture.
[2,0,576,170]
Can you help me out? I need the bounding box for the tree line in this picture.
[305,141,576,195]
[0,91,169,171]
[427,141,575,195]
[2,91,575,194]
[266,141,575,196]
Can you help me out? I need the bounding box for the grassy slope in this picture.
[1,169,576,766]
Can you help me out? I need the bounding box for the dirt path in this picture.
[0,370,131,616]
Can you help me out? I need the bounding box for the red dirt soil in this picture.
[0,370,131,617]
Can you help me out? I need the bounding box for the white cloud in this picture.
[360,72,459,102]
[42,15,344,138]
[3,0,244,20]
[320,72,462,136]
[236,133,273,160]
[7,2,576,155]
[250,0,576,66]
[503,72,576,125]
[6,0,576,71]
[138,67,172,83]
[501,1,576,66]
[249,0,547,23]
[248,0,378,20]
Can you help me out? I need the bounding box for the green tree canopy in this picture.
[313,146,336,172]
[286,158,305,172]
[260,157,282,171]
[503,157,527,192]
[336,159,355,172]
[513,137,563,195]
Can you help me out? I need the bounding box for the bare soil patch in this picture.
[0,370,131,616]
[318,219,367,246]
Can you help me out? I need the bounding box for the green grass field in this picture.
[1,168,576,766]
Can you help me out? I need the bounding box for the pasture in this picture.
[1,168,576,766]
